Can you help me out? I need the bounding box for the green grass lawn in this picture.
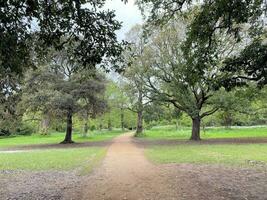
[0,147,106,171]
[142,126,267,140]
[145,144,267,167]
[0,130,124,149]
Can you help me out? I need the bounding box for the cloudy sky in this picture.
[102,0,143,40]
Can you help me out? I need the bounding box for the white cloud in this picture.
[103,0,143,40]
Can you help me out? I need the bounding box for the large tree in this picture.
[137,0,267,87]
[142,18,242,140]
[123,25,150,136]
[0,0,126,134]
[22,64,107,143]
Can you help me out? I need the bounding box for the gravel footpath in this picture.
[0,169,85,200]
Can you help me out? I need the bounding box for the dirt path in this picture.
[79,133,267,200]
[81,133,178,200]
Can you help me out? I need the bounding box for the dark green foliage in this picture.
[0,74,22,135]
[0,1,125,135]
[138,0,267,87]
[222,40,267,89]
[21,63,107,142]
[186,1,265,44]
[138,0,265,36]
[90,125,96,131]
[143,102,179,125]
[0,0,124,75]
[136,0,192,26]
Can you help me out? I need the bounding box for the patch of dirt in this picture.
[134,137,267,146]
[160,164,267,200]
[0,170,85,200]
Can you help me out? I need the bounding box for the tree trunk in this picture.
[224,112,232,129]
[99,121,103,130]
[135,88,143,137]
[135,110,143,136]
[190,117,201,141]
[84,122,88,136]
[83,113,89,137]
[61,108,74,144]
[121,108,124,131]
[108,118,112,131]
[40,114,50,135]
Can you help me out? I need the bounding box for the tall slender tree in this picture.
[123,25,150,136]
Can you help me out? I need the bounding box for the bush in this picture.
[90,125,96,131]
[0,129,11,136]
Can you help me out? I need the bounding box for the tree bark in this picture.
[224,111,232,129]
[121,108,124,131]
[40,114,50,135]
[135,88,144,137]
[135,110,143,136]
[190,117,201,141]
[61,108,74,144]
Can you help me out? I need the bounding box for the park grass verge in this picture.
[78,148,107,175]
[145,143,267,167]
[0,147,106,171]
[141,126,267,140]
[0,130,124,149]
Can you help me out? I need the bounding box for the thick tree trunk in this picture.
[61,108,74,144]
[40,114,50,135]
[135,110,143,136]
[121,108,124,131]
[224,112,232,129]
[190,117,201,141]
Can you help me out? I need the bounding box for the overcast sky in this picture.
[102,0,143,40]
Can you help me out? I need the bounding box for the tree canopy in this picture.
[137,0,267,88]
[0,0,124,74]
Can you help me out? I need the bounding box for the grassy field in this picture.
[0,130,124,149]
[0,147,106,171]
[143,126,267,167]
[145,144,267,167]
[142,126,267,140]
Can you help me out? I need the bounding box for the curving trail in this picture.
[81,133,178,200]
